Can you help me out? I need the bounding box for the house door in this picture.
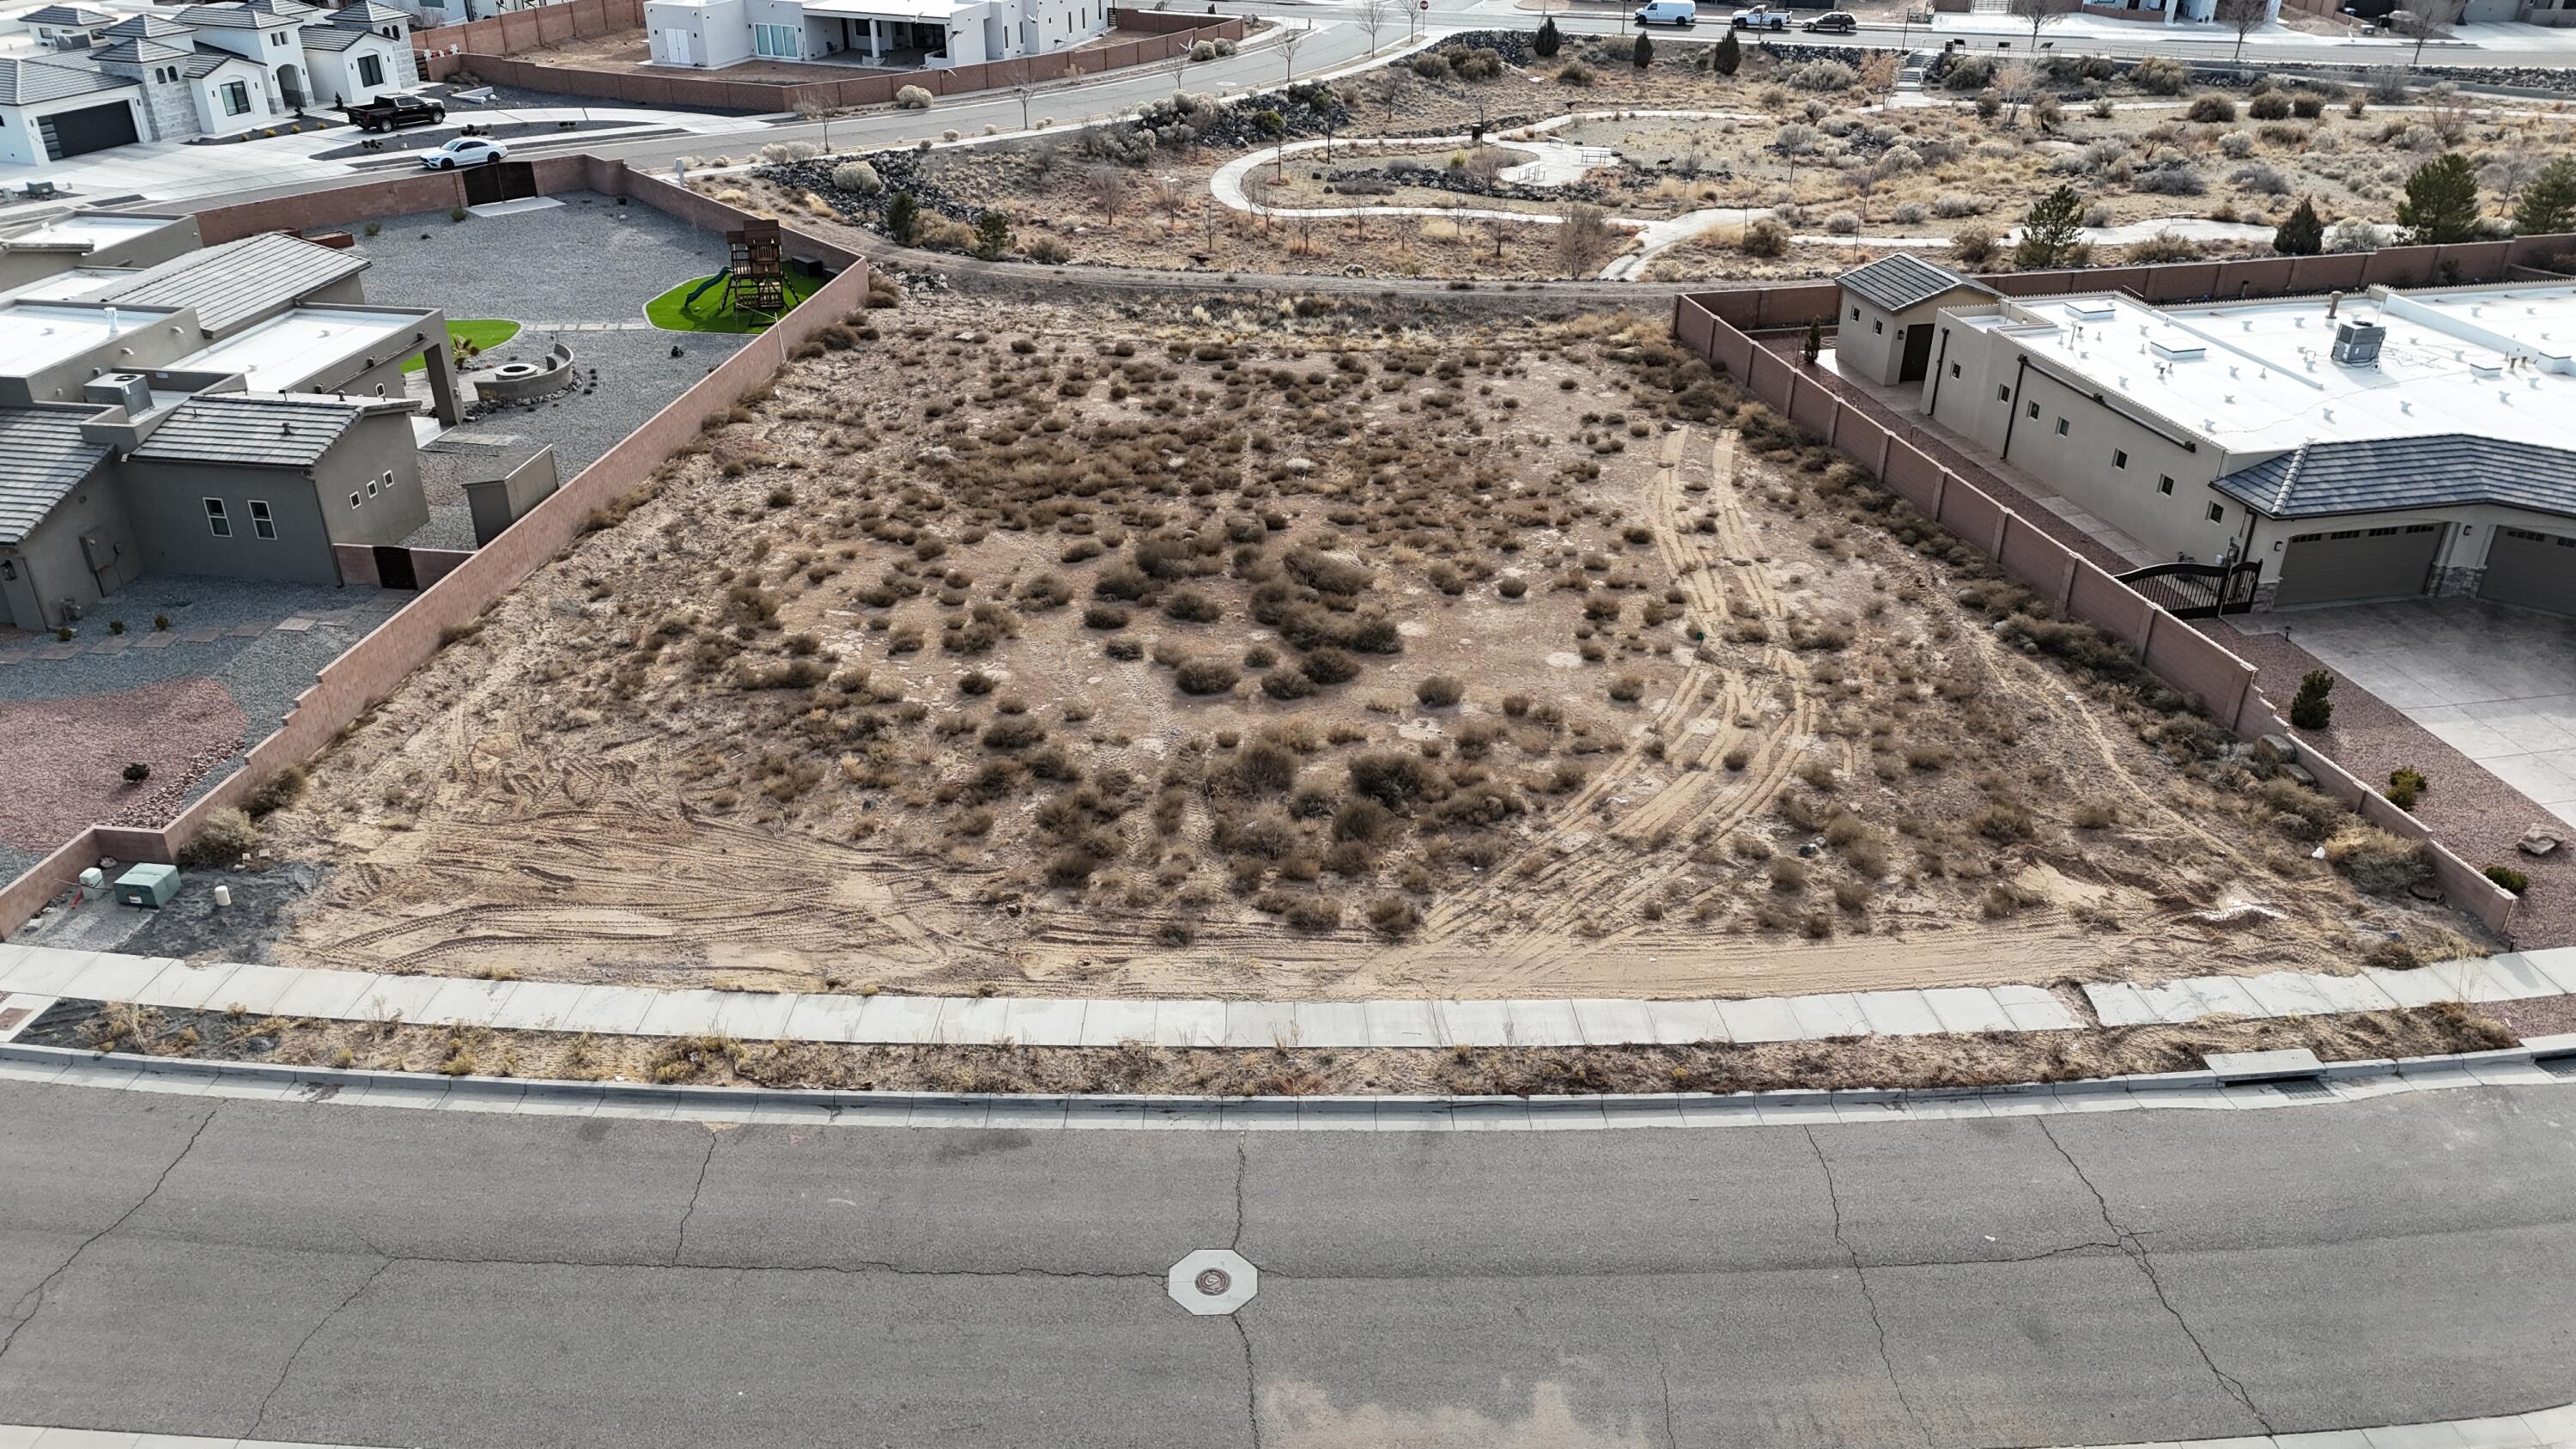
[1898,323,1936,384]
[2273,524,2442,607]
[372,545,418,590]
[276,62,305,109]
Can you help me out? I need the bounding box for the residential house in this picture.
[643,0,1109,70]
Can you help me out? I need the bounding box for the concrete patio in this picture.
[2239,598,2576,830]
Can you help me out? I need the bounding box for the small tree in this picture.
[973,210,1011,260]
[2513,154,2576,235]
[2007,0,2080,53]
[1710,27,1741,77]
[884,190,920,246]
[2274,195,2324,255]
[2014,184,2086,270]
[1801,318,1823,364]
[2289,668,2335,730]
[2215,0,2269,64]
[2397,152,2480,245]
[1357,0,1395,54]
[1534,14,1561,58]
[1632,32,1654,68]
[2406,0,2464,67]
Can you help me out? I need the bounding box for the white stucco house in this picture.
[0,0,417,161]
[641,0,1108,70]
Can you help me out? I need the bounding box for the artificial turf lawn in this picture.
[403,319,520,373]
[644,269,822,333]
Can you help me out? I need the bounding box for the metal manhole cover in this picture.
[1166,1249,1257,1316]
[1194,1267,1232,1296]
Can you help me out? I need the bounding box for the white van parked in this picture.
[1634,0,1698,24]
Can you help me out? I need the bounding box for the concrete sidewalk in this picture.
[2,943,2570,1050]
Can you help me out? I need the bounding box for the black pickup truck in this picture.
[342,94,447,132]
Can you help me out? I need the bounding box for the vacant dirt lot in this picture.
[246,288,2481,999]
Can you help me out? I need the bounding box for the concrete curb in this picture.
[3,1039,2561,1129]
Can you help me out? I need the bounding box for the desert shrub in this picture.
[2130,55,2187,94]
[1824,210,1861,236]
[1788,59,1856,92]
[2386,765,2427,810]
[1416,675,1464,708]
[1284,896,1343,934]
[1413,51,1451,78]
[2290,90,2327,119]
[1301,647,1362,684]
[1452,46,1504,81]
[1348,752,1442,810]
[830,161,884,194]
[2126,230,2201,264]
[1950,225,1996,266]
[244,764,307,817]
[1607,673,1645,703]
[1334,798,1395,844]
[895,84,932,109]
[1557,61,1595,86]
[1741,216,1791,258]
[2486,864,2530,894]
[2324,824,2427,895]
[1162,588,1223,624]
[2230,162,2291,196]
[1236,741,1298,794]
[1175,660,1239,695]
[2248,91,2292,120]
[1366,895,1422,937]
[1931,192,1986,219]
[121,761,150,783]
[2187,94,2237,123]
[2219,130,2256,159]
[2135,163,2208,196]
[178,807,258,868]
[981,717,1047,751]
[1261,668,1316,700]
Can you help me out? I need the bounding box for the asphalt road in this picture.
[0,1078,2570,1447]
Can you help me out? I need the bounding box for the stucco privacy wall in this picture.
[0,156,870,941]
[416,3,1245,106]
[1674,263,2555,935]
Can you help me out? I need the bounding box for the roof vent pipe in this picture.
[2326,291,2342,320]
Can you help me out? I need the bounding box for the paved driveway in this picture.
[2244,598,2576,829]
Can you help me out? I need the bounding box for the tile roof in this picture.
[0,55,135,103]
[327,1,409,25]
[1838,253,1996,315]
[172,0,312,26]
[2212,435,2576,521]
[17,3,115,25]
[126,393,364,467]
[91,36,194,64]
[298,22,374,47]
[0,406,112,546]
[100,12,196,39]
[98,230,369,334]
[179,45,253,76]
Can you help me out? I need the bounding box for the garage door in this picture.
[2479,527,2576,616]
[2274,523,2442,607]
[39,101,137,161]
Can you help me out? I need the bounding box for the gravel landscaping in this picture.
[0,576,404,880]
[348,192,758,474]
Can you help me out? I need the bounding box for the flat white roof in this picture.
[3,267,129,302]
[1965,283,2576,460]
[0,301,165,374]
[173,307,419,391]
[801,0,976,21]
[1,214,174,253]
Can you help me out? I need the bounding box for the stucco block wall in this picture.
[318,412,430,546]
[2,473,135,630]
[125,462,340,585]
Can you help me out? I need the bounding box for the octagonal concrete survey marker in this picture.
[1166,1248,1258,1316]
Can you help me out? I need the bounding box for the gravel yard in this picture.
[349,192,757,474]
[0,577,404,880]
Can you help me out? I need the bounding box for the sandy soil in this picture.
[246,289,2483,1000]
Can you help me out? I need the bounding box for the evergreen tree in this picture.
[2013,184,2085,271]
[1710,27,1741,76]
[2396,153,2481,246]
[2512,154,2576,237]
[2274,196,2324,257]
[1632,32,1653,68]
[2289,669,2335,731]
[973,210,1011,261]
[885,191,920,247]
[1801,318,1822,364]
[1534,15,1560,57]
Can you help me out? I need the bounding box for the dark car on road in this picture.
[1802,10,1858,30]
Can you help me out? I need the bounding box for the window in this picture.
[2112,448,2129,470]
[249,499,275,539]
[1996,384,2011,402]
[349,491,361,509]
[204,498,231,538]
[753,21,798,56]
[2026,401,2039,420]
[2053,417,2069,436]
[268,28,284,43]
[366,480,378,498]
[2158,475,2174,495]
[1871,320,1883,335]
[1948,362,1961,379]
[2,560,15,581]
[1850,307,1860,321]
[222,80,250,115]
[357,52,383,87]
[2207,502,2226,523]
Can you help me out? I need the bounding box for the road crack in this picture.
[1232,1313,1262,1449]
[2038,1118,2273,1435]
[1804,1127,1933,1449]
[248,1255,395,1440]
[0,1101,219,1366]
[670,1128,720,1267]
[1230,1135,1249,1252]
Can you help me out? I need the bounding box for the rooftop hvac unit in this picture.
[2330,320,2386,368]
[82,372,150,413]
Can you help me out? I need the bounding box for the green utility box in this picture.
[114,863,180,909]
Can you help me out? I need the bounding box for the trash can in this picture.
[114,863,180,909]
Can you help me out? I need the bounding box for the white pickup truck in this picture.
[1729,5,1790,27]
